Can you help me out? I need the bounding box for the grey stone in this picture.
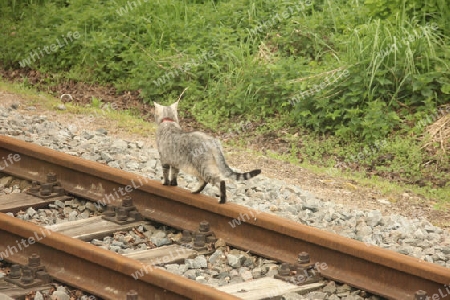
[323,281,337,294]
[91,239,104,246]
[166,264,183,275]
[150,236,171,247]
[240,270,253,281]
[63,207,73,214]
[441,246,450,255]
[397,245,413,255]
[307,291,327,300]
[365,210,382,227]
[81,131,95,140]
[336,283,351,293]
[101,152,114,163]
[184,269,198,280]
[96,128,108,135]
[185,255,207,269]
[109,246,121,253]
[302,199,319,213]
[68,210,78,221]
[85,202,97,211]
[51,291,69,300]
[0,176,13,186]
[355,225,372,241]
[54,200,65,208]
[227,253,246,268]
[34,291,44,300]
[26,207,37,217]
[209,249,223,265]
[251,267,262,279]
[112,139,128,151]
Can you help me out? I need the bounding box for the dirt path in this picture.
[1,88,448,229]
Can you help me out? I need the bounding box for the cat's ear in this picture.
[154,101,161,108]
[171,100,179,110]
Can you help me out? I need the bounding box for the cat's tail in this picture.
[212,140,261,181]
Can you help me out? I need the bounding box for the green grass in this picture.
[1,0,448,142]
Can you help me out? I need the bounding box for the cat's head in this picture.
[153,100,180,125]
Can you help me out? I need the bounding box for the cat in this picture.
[154,99,261,204]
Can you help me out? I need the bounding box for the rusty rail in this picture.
[1,135,449,299]
[0,214,236,300]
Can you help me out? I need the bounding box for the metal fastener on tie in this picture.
[47,172,57,183]
[28,254,40,267]
[199,221,210,232]
[414,290,427,300]
[278,263,291,276]
[298,252,310,264]
[193,233,206,248]
[40,183,53,196]
[180,230,192,243]
[9,265,21,279]
[122,196,133,207]
[116,207,128,221]
[21,268,33,284]
[29,181,39,194]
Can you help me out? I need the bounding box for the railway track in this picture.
[0,135,449,300]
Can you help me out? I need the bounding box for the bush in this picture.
[0,0,449,142]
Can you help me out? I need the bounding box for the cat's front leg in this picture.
[169,167,179,186]
[162,164,171,185]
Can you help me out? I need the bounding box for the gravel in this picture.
[1,104,449,298]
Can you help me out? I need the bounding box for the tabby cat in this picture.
[154,100,261,204]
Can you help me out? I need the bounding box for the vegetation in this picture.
[0,0,449,200]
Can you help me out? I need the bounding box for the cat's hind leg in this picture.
[192,180,208,194]
[170,167,179,186]
[205,174,226,204]
[219,180,226,204]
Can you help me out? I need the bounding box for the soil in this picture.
[0,68,449,229]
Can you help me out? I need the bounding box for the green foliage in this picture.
[287,17,449,142]
[0,0,449,143]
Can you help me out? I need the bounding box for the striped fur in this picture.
[154,100,261,204]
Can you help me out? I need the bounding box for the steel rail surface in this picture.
[1,135,449,299]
